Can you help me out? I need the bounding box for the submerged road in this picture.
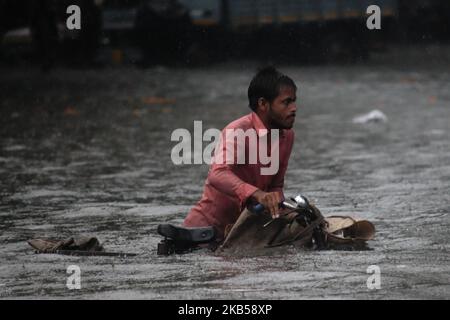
[0,61,449,299]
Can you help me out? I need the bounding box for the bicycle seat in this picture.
[157,224,216,244]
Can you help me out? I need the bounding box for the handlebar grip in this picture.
[252,203,265,214]
[252,202,289,214]
[251,198,310,217]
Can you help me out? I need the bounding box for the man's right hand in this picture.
[251,190,281,219]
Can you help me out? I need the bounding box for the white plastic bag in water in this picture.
[352,110,387,124]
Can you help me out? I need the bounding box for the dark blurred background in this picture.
[1,0,449,69]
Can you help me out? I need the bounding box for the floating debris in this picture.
[142,96,176,105]
[352,109,387,124]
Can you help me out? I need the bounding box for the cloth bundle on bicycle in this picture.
[218,204,375,254]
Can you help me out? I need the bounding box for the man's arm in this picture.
[208,166,282,218]
[207,130,258,204]
[207,165,259,204]
[208,129,293,218]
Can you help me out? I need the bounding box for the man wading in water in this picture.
[157,67,375,254]
[183,67,297,243]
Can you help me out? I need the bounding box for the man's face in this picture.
[268,85,297,129]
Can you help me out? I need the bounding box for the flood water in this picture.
[0,60,449,299]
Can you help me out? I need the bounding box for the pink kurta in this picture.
[183,112,294,240]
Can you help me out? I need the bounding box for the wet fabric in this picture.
[28,237,104,253]
[218,208,314,254]
[324,216,375,250]
[217,205,375,255]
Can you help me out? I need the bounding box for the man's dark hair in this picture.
[247,66,297,111]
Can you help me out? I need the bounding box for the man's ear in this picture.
[257,98,269,112]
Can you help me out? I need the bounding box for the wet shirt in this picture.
[183,112,294,240]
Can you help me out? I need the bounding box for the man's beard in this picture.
[268,108,293,129]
